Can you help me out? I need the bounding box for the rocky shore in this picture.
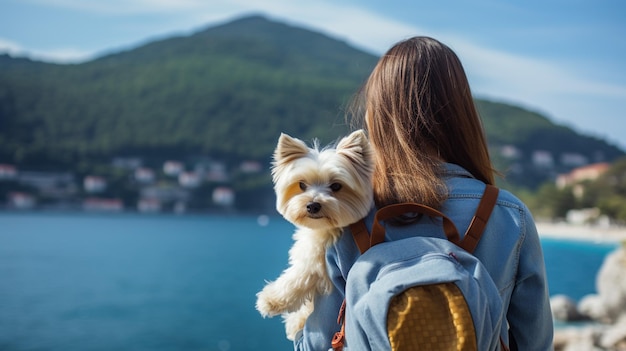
[547,227,626,351]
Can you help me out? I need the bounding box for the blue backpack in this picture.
[332,185,508,351]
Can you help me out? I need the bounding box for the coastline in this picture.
[536,221,626,243]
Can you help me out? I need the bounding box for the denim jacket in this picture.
[294,163,553,351]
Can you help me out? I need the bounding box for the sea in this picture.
[0,212,619,351]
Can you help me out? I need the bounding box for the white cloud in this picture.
[22,0,418,55]
[229,1,422,54]
[0,38,24,56]
[450,39,626,99]
[0,37,94,63]
[24,0,209,15]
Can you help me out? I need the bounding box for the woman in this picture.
[294,36,553,350]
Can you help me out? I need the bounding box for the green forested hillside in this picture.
[0,15,377,168]
[475,100,624,189]
[476,100,614,154]
[0,15,623,202]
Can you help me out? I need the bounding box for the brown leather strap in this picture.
[500,336,510,351]
[349,219,370,254]
[331,300,347,351]
[350,185,499,254]
[370,203,461,249]
[459,185,499,253]
[337,221,367,350]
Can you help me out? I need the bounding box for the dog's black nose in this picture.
[307,202,321,214]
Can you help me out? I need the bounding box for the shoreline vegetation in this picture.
[537,221,626,243]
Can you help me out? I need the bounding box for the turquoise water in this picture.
[0,213,618,350]
[0,213,295,351]
[542,237,617,300]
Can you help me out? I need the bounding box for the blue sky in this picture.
[1,0,625,150]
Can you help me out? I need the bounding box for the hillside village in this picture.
[0,156,264,214]
[0,144,617,220]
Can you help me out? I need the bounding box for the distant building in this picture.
[499,145,522,159]
[83,198,123,212]
[8,192,35,209]
[19,171,74,188]
[179,172,201,188]
[0,164,17,180]
[566,208,601,225]
[532,150,554,168]
[112,157,142,170]
[203,161,229,182]
[213,187,235,207]
[84,176,107,193]
[239,161,263,173]
[556,162,610,189]
[137,198,161,213]
[163,161,184,177]
[18,171,77,198]
[173,201,187,214]
[560,153,588,167]
[134,167,155,184]
[140,185,189,203]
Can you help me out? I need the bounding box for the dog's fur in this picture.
[255,130,373,340]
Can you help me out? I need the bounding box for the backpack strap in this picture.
[350,185,499,254]
[369,203,461,248]
[460,184,499,253]
[349,219,370,254]
[350,203,461,253]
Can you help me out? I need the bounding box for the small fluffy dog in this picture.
[256,130,373,340]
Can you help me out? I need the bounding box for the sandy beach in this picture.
[536,221,626,243]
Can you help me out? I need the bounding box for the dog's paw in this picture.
[284,303,313,341]
[255,286,284,317]
[284,313,307,341]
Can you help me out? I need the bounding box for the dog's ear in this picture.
[336,130,371,160]
[274,133,310,165]
[336,130,373,174]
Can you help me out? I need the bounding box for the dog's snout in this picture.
[306,202,321,214]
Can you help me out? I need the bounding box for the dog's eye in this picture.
[330,183,342,192]
[299,182,307,191]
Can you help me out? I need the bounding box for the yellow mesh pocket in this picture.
[387,283,477,351]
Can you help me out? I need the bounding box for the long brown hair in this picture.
[352,36,495,208]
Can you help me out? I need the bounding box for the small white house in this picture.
[82,197,123,212]
[84,176,107,193]
[137,198,161,213]
[134,167,155,184]
[532,150,554,168]
[8,192,35,209]
[0,164,17,180]
[213,187,235,207]
[179,172,201,188]
[163,161,184,177]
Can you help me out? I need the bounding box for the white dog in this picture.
[256,130,373,340]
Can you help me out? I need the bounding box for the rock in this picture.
[552,244,626,350]
[599,317,626,350]
[596,246,626,320]
[579,294,610,323]
[554,327,601,351]
[579,245,626,324]
[552,294,588,321]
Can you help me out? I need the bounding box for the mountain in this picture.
[0,14,623,199]
[0,15,377,168]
